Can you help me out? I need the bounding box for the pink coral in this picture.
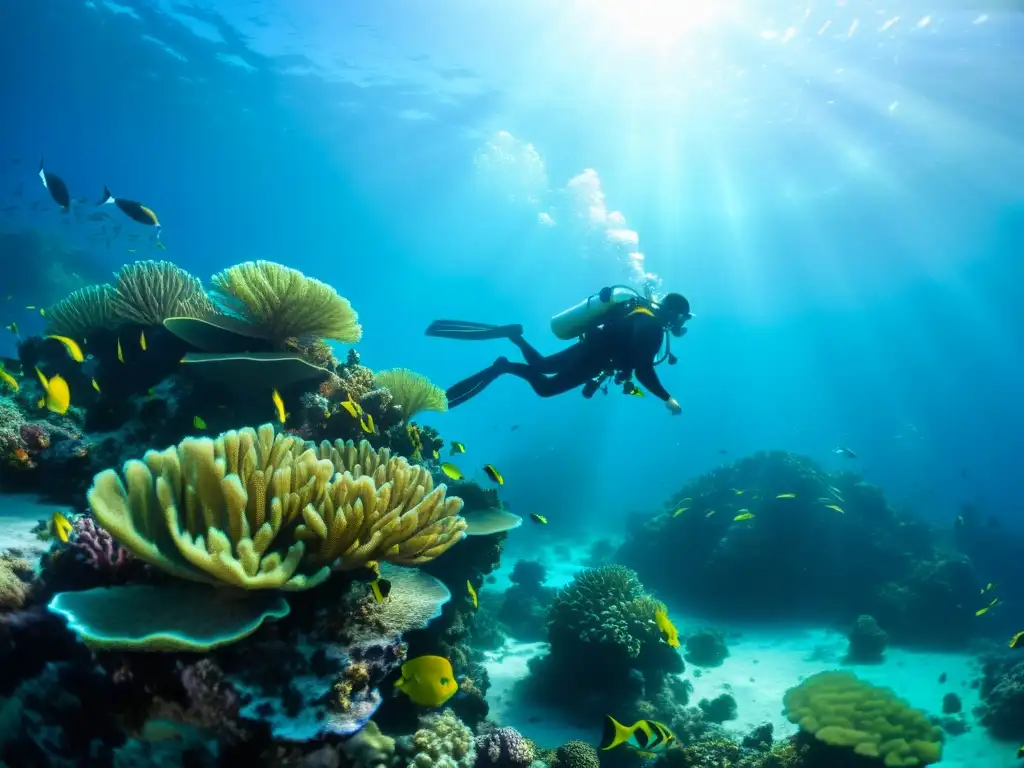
[69,516,131,572]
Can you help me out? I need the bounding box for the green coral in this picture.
[110,260,214,326]
[782,671,943,766]
[45,284,118,337]
[548,565,662,659]
[374,368,448,420]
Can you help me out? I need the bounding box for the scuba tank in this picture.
[550,285,644,341]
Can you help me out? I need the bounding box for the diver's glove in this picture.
[665,397,682,416]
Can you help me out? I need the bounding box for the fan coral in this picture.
[375,368,448,420]
[109,260,214,326]
[211,260,362,345]
[45,283,118,337]
[783,670,943,765]
[86,424,467,590]
[547,565,662,659]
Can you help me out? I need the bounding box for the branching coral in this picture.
[782,670,943,766]
[45,283,118,337]
[374,368,448,420]
[547,565,662,659]
[109,260,214,326]
[210,260,362,345]
[86,425,467,589]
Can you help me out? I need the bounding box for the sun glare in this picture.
[584,0,746,48]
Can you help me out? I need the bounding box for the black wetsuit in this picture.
[492,309,671,401]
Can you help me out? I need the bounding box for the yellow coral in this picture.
[110,260,214,326]
[783,671,943,766]
[87,425,466,590]
[300,439,467,569]
[211,260,362,345]
[45,284,118,337]
[374,368,448,420]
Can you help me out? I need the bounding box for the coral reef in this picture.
[782,670,943,765]
[618,451,978,649]
[698,693,738,723]
[977,654,1024,740]
[0,554,33,611]
[400,709,476,768]
[108,260,214,326]
[551,741,599,768]
[845,615,887,664]
[522,565,682,719]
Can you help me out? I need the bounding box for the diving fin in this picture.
[426,320,523,341]
[446,359,508,408]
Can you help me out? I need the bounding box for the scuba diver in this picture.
[426,286,692,415]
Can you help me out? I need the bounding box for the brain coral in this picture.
[783,670,943,766]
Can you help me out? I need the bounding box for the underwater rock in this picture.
[845,614,888,664]
[684,628,729,668]
[509,560,546,592]
[977,655,1024,740]
[942,691,962,714]
[698,693,738,723]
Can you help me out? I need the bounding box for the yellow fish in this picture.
[340,396,362,419]
[139,330,147,351]
[981,582,997,594]
[466,580,478,610]
[704,509,716,518]
[776,493,797,499]
[449,441,466,455]
[128,248,137,253]
[628,386,645,397]
[35,367,70,415]
[530,513,547,525]
[823,504,844,513]
[672,507,689,518]
[370,578,391,603]
[393,655,459,707]
[680,498,692,504]
[91,378,101,393]
[25,305,35,310]
[734,512,755,521]
[193,415,207,430]
[6,322,19,336]
[39,309,45,316]
[432,449,440,460]
[1008,630,1024,649]
[117,337,124,363]
[51,511,73,543]
[654,607,680,648]
[731,489,745,495]
[599,716,676,755]
[45,335,85,363]
[156,241,167,250]
[482,464,504,486]
[359,413,375,434]
[0,367,19,392]
[271,389,287,423]
[440,463,463,481]
[976,598,1000,617]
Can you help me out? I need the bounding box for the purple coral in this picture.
[180,658,243,737]
[68,516,130,573]
[475,726,534,768]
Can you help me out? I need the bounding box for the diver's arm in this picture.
[635,363,671,402]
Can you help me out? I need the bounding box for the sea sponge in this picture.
[86,425,467,590]
[374,369,448,420]
[109,260,214,326]
[408,709,475,768]
[211,260,362,345]
[782,670,943,766]
[45,283,118,337]
[547,565,662,659]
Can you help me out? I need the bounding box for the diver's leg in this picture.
[445,363,506,408]
[499,359,601,398]
[509,336,582,373]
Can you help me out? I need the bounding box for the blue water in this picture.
[2,0,1024,539]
